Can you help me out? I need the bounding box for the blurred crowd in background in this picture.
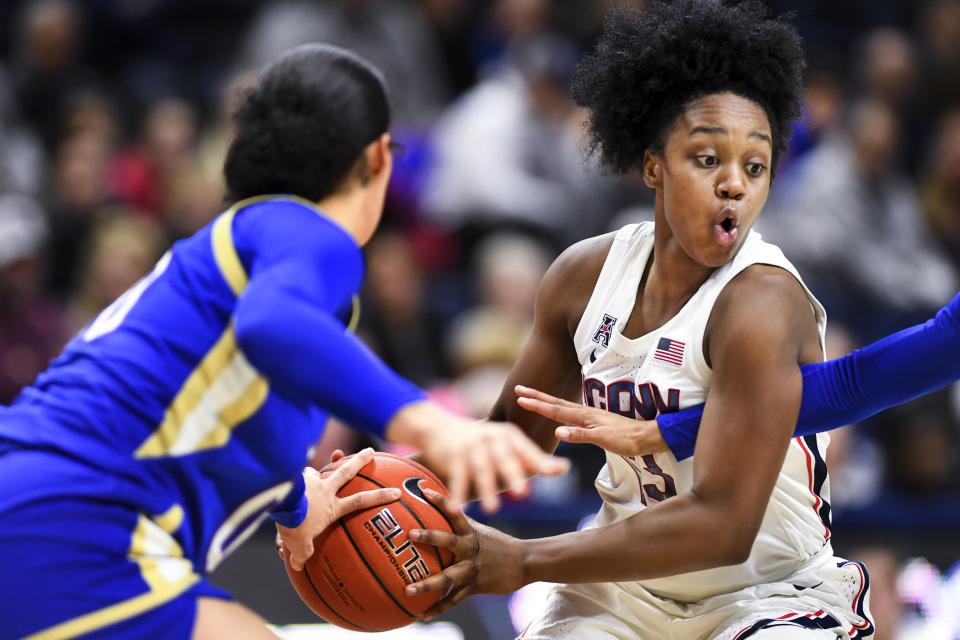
[0,0,958,637]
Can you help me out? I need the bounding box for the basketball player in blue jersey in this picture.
[0,44,567,640]
[399,2,960,638]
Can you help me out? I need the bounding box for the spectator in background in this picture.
[470,231,549,325]
[9,0,97,152]
[108,96,199,220]
[424,33,613,254]
[196,70,257,198]
[758,97,957,342]
[64,212,162,336]
[44,128,112,297]
[469,0,552,69]
[920,108,960,272]
[359,230,451,387]
[918,0,960,114]
[875,390,960,496]
[240,0,454,128]
[853,28,931,175]
[0,66,45,196]
[772,66,844,188]
[0,194,66,404]
[437,232,550,418]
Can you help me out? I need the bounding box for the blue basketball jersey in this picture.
[0,195,403,574]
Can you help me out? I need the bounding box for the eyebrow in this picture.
[690,126,772,145]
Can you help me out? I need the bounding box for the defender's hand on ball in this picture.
[277,447,400,571]
[404,489,526,620]
[515,384,670,457]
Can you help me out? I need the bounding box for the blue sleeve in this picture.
[269,473,308,528]
[659,291,960,461]
[232,202,427,441]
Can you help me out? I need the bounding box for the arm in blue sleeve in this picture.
[235,269,427,440]
[269,473,308,528]
[232,201,427,441]
[659,291,960,461]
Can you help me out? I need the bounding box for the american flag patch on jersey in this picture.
[654,337,684,366]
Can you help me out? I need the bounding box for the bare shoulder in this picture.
[705,264,820,367]
[538,231,618,336]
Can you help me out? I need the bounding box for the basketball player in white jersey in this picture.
[404,1,875,638]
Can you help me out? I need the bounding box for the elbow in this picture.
[693,499,760,567]
[711,521,760,566]
[717,537,753,566]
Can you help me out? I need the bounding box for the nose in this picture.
[716,166,745,201]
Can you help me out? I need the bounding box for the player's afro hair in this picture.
[571,0,804,176]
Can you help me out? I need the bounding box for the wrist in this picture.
[383,400,437,449]
[518,538,537,588]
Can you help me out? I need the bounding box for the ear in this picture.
[366,133,392,178]
[642,150,662,189]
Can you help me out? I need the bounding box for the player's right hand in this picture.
[515,384,671,457]
[386,402,570,513]
[405,488,528,618]
[277,448,400,571]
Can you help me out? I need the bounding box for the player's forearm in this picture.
[659,290,960,461]
[800,289,960,429]
[519,493,747,585]
[235,282,425,439]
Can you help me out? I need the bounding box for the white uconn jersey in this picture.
[575,222,832,603]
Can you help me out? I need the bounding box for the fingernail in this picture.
[389,488,401,498]
[406,585,418,595]
[409,529,422,540]
[556,427,569,438]
[423,488,439,499]
[362,447,374,454]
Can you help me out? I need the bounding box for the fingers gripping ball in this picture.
[283,452,455,632]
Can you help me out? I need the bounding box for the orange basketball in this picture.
[283,452,455,632]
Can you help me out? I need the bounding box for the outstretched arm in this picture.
[657,290,960,460]
[230,204,565,527]
[528,291,960,459]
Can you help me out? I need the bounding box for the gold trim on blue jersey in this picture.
[135,324,268,458]
[22,504,198,640]
[137,195,339,459]
[210,194,334,295]
[211,206,248,296]
[347,294,361,333]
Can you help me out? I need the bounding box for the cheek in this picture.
[662,172,710,228]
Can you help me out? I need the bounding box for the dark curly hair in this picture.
[571,0,804,176]
[224,43,391,202]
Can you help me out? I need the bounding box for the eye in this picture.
[697,155,718,168]
[746,162,766,177]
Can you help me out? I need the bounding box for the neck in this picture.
[314,186,368,245]
[641,205,715,326]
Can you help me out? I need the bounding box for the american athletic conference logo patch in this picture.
[592,314,617,348]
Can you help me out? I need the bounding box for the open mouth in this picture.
[713,210,739,247]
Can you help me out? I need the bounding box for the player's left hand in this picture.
[277,448,401,571]
[515,384,670,457]
[404,489,527,619]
